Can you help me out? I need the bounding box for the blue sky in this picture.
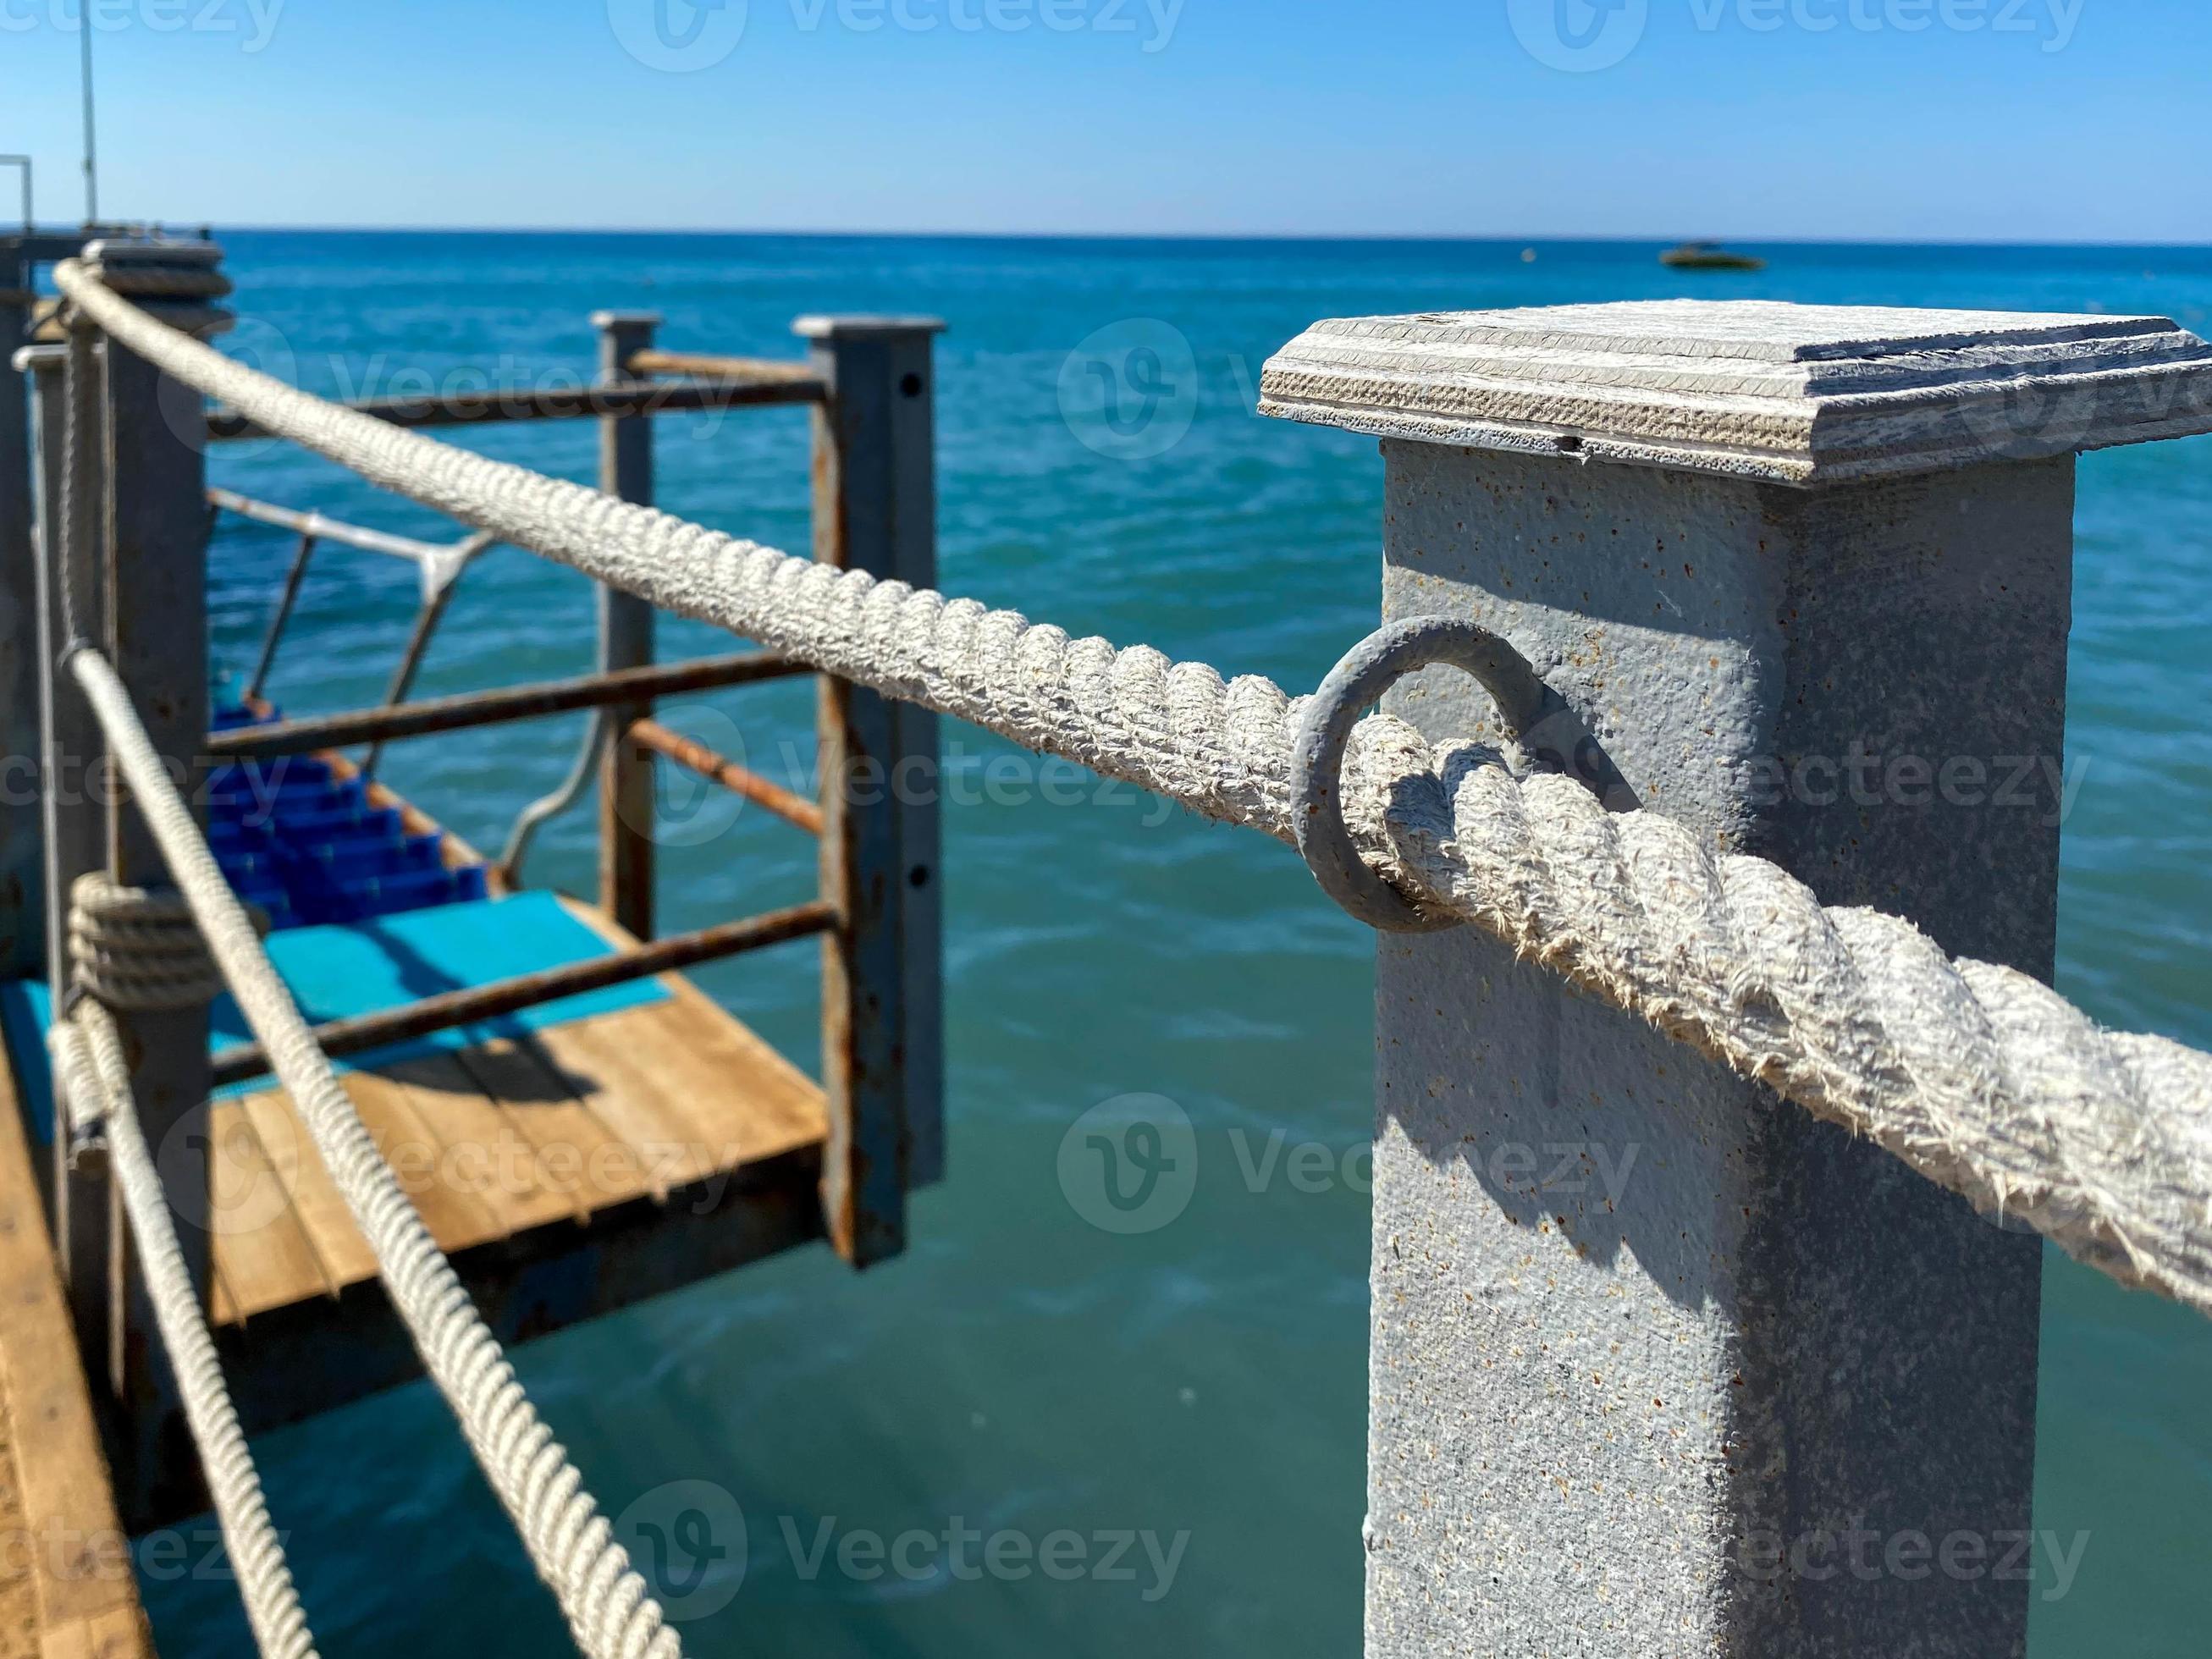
[3,0,2207,240]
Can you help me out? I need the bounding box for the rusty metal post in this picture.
[0,241,41,976]
[593,311,659,940]
[98,251,221,1527]
[797,314,946,1267]
[20,336,114,1398]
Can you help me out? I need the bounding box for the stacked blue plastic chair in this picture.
[207,703,488,931]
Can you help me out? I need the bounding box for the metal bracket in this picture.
[1292,615,1620,933]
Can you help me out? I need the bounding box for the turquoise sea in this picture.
[134,234,2212,1655]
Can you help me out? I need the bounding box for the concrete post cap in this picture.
[79,238,223,267]
[792,314,947,340]
[1260,299,2212,486]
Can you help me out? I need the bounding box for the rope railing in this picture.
[52,258,2212,1325]
[47,1000,319,1659]
[63,642,680,1659]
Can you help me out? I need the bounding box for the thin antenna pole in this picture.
[80,19,97,226]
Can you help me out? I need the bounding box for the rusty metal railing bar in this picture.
[205,375,823,443]
[207,899,836,1087]
[206,651,808,760]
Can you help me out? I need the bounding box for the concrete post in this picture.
[95,242,227,1528]
[797,313,946,1265]
[0,242,41,975]
[18,339,113,1393]
[593,310,659,940]
[1260,300,2212,1656]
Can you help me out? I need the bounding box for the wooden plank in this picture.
[0,1047,145,1652]
[83,1607,149,1659]
[621,989,825,1165]
[447,1038,641,1221]
[212,1137,824,1446]
[373,1051,576,1239]
[556,899,826,1161]
[204,1100,332,1320]
[335,1070,500,1252]
[175,914,836,1457]
[526,1017,715,1199]
[207,1270,238,1331]
[211,969,830,1322]
[234,1091,376,1293]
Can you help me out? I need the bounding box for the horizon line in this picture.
[61,224,2212,251]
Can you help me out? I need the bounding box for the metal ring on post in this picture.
[1293,615,1574,933]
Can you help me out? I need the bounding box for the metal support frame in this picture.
[102,317,217,1529]
[800,314,947,1266]
[594,312,660,940]
[359,533,497,780]
[243,529,317,703]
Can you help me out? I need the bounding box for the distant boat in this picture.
[1661,241,1766,271]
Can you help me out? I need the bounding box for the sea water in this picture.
[130,233,2212,1656]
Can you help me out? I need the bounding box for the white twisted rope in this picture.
[65,645,679,1659]
[56,261,2212,1315]
[47,1006,317,1659]
[65,871,262,1011]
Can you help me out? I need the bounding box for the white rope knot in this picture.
[68,870,262,1012]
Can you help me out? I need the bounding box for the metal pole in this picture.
[80,24,98,226]
[243,531,316,702]
[593,311,659,940]
[797,314,947,1267]
[361,544,494,780]
[628,717,825,836]
[19,337,112,1408]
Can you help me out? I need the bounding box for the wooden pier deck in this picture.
[203,897,829,1435]
[0,886,830,1630]
[0,1038,151,1658]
